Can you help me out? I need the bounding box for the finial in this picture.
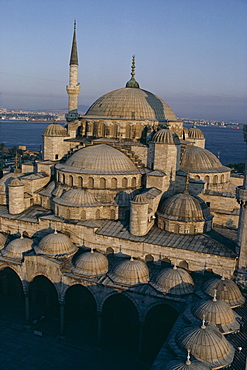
[91,248,94,253]
[125,55,139,88]
[201,315,206,329]
[74,19,76,30]
[20,231,23,239]
[54,228,57,234]
[14,152,20,173]
[130,255,134,261]
[184,172,190,194]
[221,273,225,280]
[173,262,177,270]
[186,349,191,365]
[213,288,217,301]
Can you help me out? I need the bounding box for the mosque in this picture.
[0,23,246,369]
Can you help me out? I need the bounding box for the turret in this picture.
[130,194,149,236]
[236,125,247,281]
[66,21,80,122]
[8,178,25,214]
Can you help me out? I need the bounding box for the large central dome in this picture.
[85,87,177,122]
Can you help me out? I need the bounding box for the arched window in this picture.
[62,174,65,184]
[81,210,86,220]
[179,260,189,269]
[145,254,154,262]
[221,174,224,183]
[111,178,117,189]
[194,175,200,180]
[110,209,115,219]
[100,178,106,189]
[69,175,73,187]
[88,177,94,188]
[122,177,128,188]
[131,177,136,187]
[78,176,83,187]
[174,224,180,233]
[204,175,209,183]
[213,175,218,185]
[106,247,114,254]
[112,124,119,138]
[96,209,101,219]
[126,124,131,139]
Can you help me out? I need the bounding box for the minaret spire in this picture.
[66,21,81,122]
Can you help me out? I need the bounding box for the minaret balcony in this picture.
[66,85,81,94]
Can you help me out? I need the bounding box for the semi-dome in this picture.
[43,121,68,137]
[152,129,180,144]
[192,295,238,333]
[109,257,149,286]
[54,188,99,207]
[65,144,138,174]
[176,322,235,368]
[85,88,178,122]
[132,194,148,203]
[2,235,33,260]
[0,173,21,193]
[158,193,211,222]
[36,231,77,258]
[73,250,108,277]
[153,266,194,295]
[203,276,245,308]
[180,145,229,173]
[188,126,204,139]
[8,178,23,187]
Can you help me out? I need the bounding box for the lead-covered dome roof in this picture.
[188,127,204,139]
[176,323,235,368]
[162,359,210,370]
[54,189,99,207]
[73,250,109,277]
[203,277,245,308]
[36,231,77,258]
[158,193,211,222]
[153,266,194,295]
[192,296,238,333]
[44,121,68,137]
[2,235,33,260]
[180,145,229,173]
[152,128,180,144]
[109,257,149,286]
[64,144,138,174]
[85,88,177,122]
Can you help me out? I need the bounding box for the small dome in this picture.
[203,277,245,308]
[132,194,148,203]
[192,296,237,330]
[109,258,149,286]
[36,231,77,258]
[73,250,109,277]
[55,188,99,207]
[152,129,180,144]
[162,359,210,370]
[0,233,7,249]
[188,127,204,139]
[158,193,211,222]
[0,173,21,193]
[153,266,194,295]
[176,323,235,368]
[180,145,229,173]
[2,235,33,260]
[44,121,68,137]
[65,144,138,174]
[8,178,23,187]
[85,88,177,122]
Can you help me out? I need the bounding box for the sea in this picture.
[0,120,246,165]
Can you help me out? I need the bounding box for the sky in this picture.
[0,0,247,121]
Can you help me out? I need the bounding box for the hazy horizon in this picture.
[1,0,247,122]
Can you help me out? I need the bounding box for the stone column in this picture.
[138,321,144,358]
[59,302,65,337]
[24,292,30,326]
[97,311,102,347]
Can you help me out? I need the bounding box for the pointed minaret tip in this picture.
[70,21,79,66]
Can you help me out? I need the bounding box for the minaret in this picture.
[236,125,247,282]
[66,21,80,122]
